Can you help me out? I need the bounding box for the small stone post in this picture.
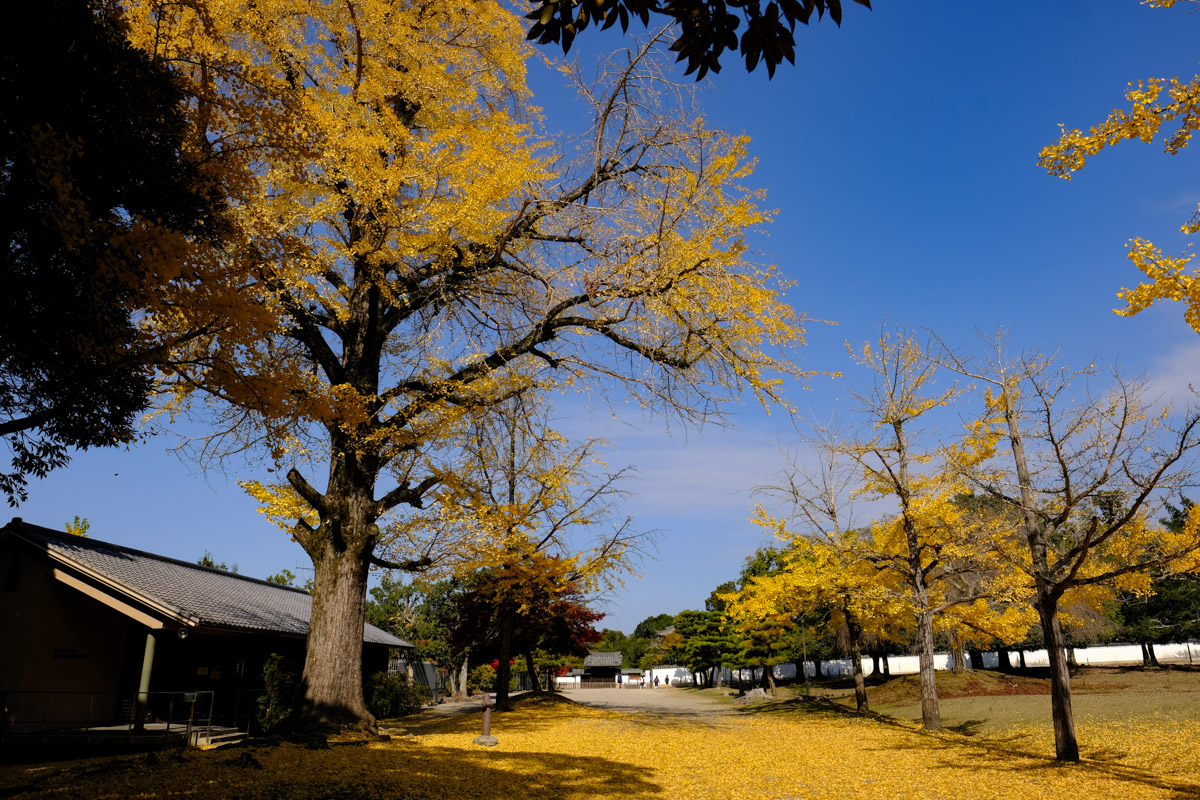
[473,692,498,747]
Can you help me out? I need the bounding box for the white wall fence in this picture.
[560,642,1200,687]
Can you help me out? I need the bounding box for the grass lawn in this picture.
[808,665,1200,735]
[2,672,1198,799]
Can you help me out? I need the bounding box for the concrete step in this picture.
[191,727,245,746]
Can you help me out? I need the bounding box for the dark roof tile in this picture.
[583,651,623,667]
[4,520,407,647]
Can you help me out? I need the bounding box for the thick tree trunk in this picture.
[459,659,470,698]
[494,603,514,711]
[303,539,374,727]
[997,647,1012,673]
[814,658,824,679]
[845,608,869,713]
[1037,592,1080,762]
[871,651,882,677]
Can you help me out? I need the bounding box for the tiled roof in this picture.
[3,519,407,647]
[583,651,623,668]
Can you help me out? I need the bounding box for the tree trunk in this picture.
[997,647,1011,673]
[968,648,983,672]
[915,604,942,730]
[525,651,539,691]
[765,666,777,696]
[890,415,940,730]
[949,630,965,673]
[1000,385,1077,761]
[1018,649,1027,670]
[1141,642,1160,667]
[459,658,470,698]
[302,535,374,727]
[1037,592,1080,762]
[814,658,824,679]
[871,651,882,678]
[845,608,869,713]
[494,603,514,711]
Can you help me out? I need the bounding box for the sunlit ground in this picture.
[2,685,1198,800]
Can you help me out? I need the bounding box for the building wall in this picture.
[0,539,143,728]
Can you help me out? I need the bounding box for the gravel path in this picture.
[560,687,737,717]
[403,687,736,727]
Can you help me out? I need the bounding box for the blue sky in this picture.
[12,0,1200,635]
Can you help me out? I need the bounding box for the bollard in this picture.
[473,691,498,747]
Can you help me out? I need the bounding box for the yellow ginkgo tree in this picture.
[937,340,1200,762]
[728,516,907,712]
[756,330,1017,730]
[422,393,648,712]
[121,0,810,726]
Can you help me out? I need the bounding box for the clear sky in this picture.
[11,0,1200,635]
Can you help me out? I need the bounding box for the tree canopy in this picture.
[524,0,873,79]
[0,0,224,504]
[118,0,809,726]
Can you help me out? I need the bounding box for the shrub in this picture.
[257,653,300,733]
[467,663,517,694]
[365,671,427,719]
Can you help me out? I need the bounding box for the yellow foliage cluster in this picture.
[4,703,1198,799]
[1038,4,1200,333]
[117,0,810,603]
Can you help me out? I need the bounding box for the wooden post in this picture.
[134,632,156,732]
[473,692,498,746]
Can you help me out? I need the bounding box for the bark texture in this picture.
[845,606,869,713]
[303,534,374,727]
[1036,592,1080,762]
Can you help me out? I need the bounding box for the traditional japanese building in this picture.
[0,518,408,740]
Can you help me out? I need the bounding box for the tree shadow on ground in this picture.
[943,719,987,736]
[731,693,903,726]
[733,693,1200,797]
[0,737,662,800]
[876,730,1200,799]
